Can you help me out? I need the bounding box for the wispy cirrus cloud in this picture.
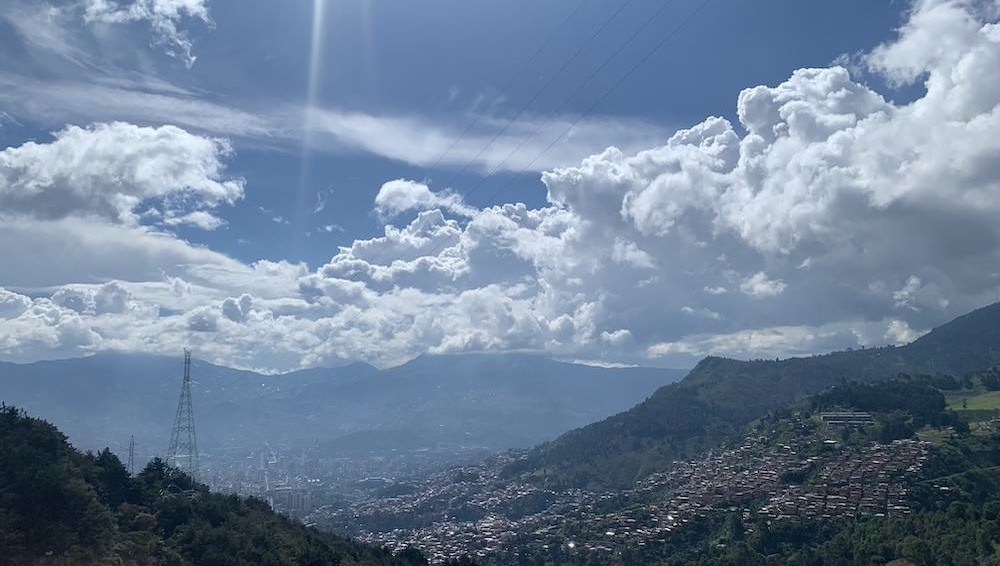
[301,106,672,173]
[82,0,211,67]
[0,68,671,173]
[0,0,671,174]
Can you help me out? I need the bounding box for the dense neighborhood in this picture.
[309,415,934,563]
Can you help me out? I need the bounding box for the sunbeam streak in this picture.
[306,0,327,123]
[296,0,327,228]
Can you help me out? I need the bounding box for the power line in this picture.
[433,0,637,192]
[481,0,715,206]
[449,0,683,206]
[358,0,713,281]
[365,0,636,267]
[412,0,714,262]
[423,0,591,173]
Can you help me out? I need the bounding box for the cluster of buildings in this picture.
[817,411,876,428]
[196,442,489,520]
[757,439,929,521]
[197,446,321,518]
[309,417,934,563]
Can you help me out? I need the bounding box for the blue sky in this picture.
[175,0,906,266]
[0,0,998,371]
[1,0,908,266]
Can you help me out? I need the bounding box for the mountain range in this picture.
[0,352,686,457]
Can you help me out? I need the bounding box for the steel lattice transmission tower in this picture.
[127,435,135,476]
[166,349,199,481]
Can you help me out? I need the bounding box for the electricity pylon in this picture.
[128,435,135,476]
[166,349,199,481]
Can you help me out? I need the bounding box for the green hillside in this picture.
[579,392,1000,566]
[508,302,1000,489]
[0,405,469,566]
[328,374,1000,566]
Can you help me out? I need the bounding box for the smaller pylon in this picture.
[128,435,135,476]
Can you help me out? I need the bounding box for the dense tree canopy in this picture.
[0,405,454,566]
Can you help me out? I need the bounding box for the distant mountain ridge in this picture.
[509,302,1000,488]
[0,351,686,455]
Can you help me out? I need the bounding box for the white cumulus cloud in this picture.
[0,121,243,225]
[740,272,787,299]
[374,179,478,220]
[885,318,925,344]
[0,0,998,372]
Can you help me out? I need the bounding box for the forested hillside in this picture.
[597,379,1000,566]
[509,302,1000,489]
[0,405,472,566]
[324,373,1000,566]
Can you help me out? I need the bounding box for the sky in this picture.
[0,0,998,372]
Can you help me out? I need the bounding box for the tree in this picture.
[0,405,468,566]
[397,546,430,566]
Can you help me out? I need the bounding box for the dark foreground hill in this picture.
[0,352,686,455]
[509,302,1000,489]
[0,405,474,566]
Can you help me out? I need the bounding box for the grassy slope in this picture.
[947,390,1000,412]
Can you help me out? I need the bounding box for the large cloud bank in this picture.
[1,0,998,372]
